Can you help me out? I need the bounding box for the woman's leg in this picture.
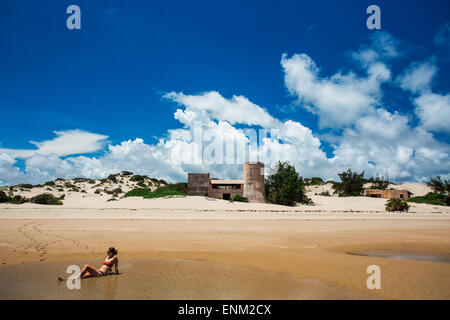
[80,264,103,278]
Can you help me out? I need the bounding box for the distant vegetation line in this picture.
[0,169,448,207]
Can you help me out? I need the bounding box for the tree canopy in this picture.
[265,161,311,206]
[332,169,365,197]
[427,176,449,194]
[369,174,389,190]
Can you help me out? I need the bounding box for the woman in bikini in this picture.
[58,247,119,281]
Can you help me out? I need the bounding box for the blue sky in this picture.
[0,0,449,185]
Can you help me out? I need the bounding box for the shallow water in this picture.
[348,250,450,263]
[0,258,374,300]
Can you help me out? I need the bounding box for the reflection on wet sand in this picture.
[348,250,450,264]
[0,258,376,300]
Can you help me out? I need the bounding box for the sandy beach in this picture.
[1,193,449,300]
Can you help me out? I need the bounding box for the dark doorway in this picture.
[223,193,230,200]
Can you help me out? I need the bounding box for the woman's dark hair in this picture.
[108,247,118,255]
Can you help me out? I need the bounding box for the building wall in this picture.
[209,185,243,200]
[187,173,210,195]
[187,162,267,203]
[243,162,266,203]
[366,189,411,200]
[385,190,411,200]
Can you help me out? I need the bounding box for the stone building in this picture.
[187,162,266,203]
[186,173,210,196]
[365,189,413,200]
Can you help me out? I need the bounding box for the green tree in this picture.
[426,176,449,194]
[370,174,389,190]
[332,169,365,197]
[265,161,310,206]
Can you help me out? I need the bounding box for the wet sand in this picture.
[0,216,449,300]
[348,250,450,264]
[0,258,376,300]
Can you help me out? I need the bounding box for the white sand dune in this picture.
[1,176,446,217]
[307,182,433,198]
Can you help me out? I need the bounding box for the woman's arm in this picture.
[115,258,119,274]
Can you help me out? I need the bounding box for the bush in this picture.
[17,184,33,189]
[94,189,102,194]
[386,198,409,212]
[107,174,118,183]
[123,188,153,197]
[112,187,123,194]
[137,182,147,188]
[121,171,134,176]
[265,161,311,206]
[64,182,76,188]
[124,186,184,199]
[319,191,331,196]
[231,194,248,202]
[408,192,449,206]
[30,193,63,205]
[44,181,55,186]
[332,169,365,197]
[166,183,187,194]
[130,175,147,182]
[8,195,29,204]
[143,187,183,199]
[0,191,10,203]
[87,179,96,184]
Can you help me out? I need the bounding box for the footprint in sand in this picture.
[16,221,94,263]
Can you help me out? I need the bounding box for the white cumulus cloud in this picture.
[0,130,108,158]
[414,93,450,133]
[281,53,390,128]
[397,60,438,93]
